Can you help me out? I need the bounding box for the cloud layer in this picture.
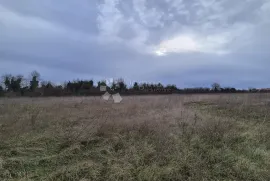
[1,0,270,88]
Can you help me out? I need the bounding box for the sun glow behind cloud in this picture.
[155,50,166,56]
[153,34,231,56]
[154,35,199,56]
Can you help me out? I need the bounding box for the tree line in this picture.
[0,71,268,97]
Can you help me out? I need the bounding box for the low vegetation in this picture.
[0,94,270,180]
[1,71,269,98]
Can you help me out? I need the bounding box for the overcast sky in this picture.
[1,0,270,88]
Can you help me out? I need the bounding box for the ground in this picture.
[0,94,270,181]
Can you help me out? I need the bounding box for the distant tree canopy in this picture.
[133,82,139,90]
[66,80,94,94]
[0,70,265,97]
[30,71,40,91]
[0,85,3,96]
[97,80,106,87]
[2,74,23,92]
[212,83,221,92]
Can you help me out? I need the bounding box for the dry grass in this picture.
[0,94,270,181]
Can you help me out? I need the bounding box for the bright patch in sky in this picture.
[155,50,166,56]
[154,35,199,56]
[153,33,232,56]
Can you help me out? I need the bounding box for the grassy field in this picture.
[0,94,270,181]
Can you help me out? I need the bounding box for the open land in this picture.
[0,94,270,181]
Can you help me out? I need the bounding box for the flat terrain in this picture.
[0,94,270,181]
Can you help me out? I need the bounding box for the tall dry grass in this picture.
[0,94,270,180]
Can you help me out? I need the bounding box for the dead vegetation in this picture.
[0,94,270,181]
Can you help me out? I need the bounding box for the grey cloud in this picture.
[0,0,99,34]
[0,0,270,88]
